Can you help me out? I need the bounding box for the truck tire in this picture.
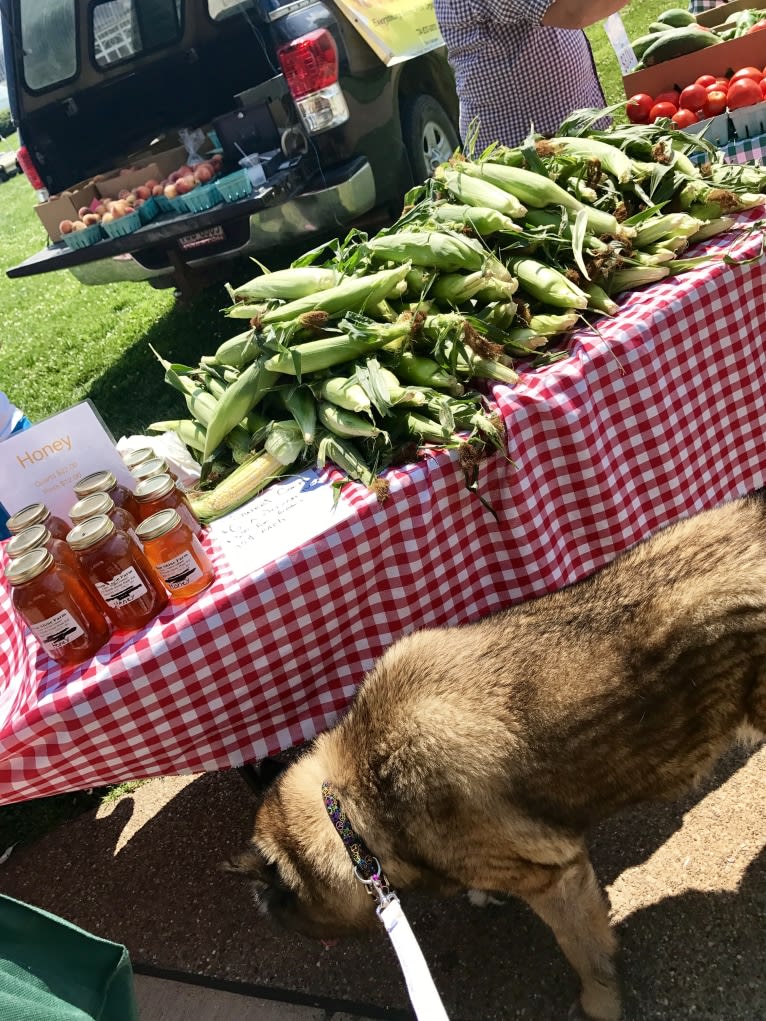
[0,169,7,183]
[401,94,460,184]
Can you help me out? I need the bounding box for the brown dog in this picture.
[227,492,766,1020]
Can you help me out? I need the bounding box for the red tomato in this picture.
[626,93,654,123]
[714,77,730,91]
[747,20,766,32]
[702,90,728,117]
[696,75,717,88]
[672,108,698,128]
[654,89,681,107]
[649,101,678,122]
[727,77,763,110]
[731,66,763,84]
[679,83,707,112]
[760,79,766,99]
[706,82,727,95]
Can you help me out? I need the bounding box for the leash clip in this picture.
[354,858,396,910]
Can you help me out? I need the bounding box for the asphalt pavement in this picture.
[1,742,764,1021]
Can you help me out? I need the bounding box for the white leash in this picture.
[376,893,450,1021]
[321,781,451,1021]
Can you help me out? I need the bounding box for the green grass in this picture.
[0,0,670,844]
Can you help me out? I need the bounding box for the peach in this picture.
[194,164,214,184]
[82,213,100,226]
[72,220,86,231]
[59,219,75,234]
[163,182,178,199]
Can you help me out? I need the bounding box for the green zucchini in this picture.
[656,8,696,28]
[642,26,721,66]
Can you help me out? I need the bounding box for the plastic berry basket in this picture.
[62,223,105,250]
[137,195,160,225]
[154,194,174,213]
[215,170,253,203]
[182,182,223,213]
[102,209,143,239]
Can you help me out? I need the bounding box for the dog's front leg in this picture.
[520,852,621,1021]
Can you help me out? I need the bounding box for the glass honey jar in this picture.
[122,447,156,473]
[67,514,168,630]
[134,473,203,537]
[6,502,70,541]
[6,522,83,578]
[4,547,112,667]
[135,509,215,600]
[69,492,139,545]
[73,470,141,524]
[131,456,178,484]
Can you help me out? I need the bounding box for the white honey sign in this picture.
[0,400,135,523]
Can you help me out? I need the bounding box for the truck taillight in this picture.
[17,146,49,200]
[277,29,349,134]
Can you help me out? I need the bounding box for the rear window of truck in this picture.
[19,0,77,91]
[92,0,183,68]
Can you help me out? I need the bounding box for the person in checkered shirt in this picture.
[433,0,629,152]
[687,0,729,13]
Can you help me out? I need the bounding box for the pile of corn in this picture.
[149,116,766,521]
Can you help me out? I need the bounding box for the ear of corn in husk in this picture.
[231,267,340,302]
[227,263,411,323]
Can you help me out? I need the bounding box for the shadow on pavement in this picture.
[1,744,763,1021]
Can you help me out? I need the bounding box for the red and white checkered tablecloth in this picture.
[2,217,766,806]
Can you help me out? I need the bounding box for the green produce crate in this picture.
[182,181,223,212]
[62,223,104,250]
[216,169,253,202]
[136,195,160,225]
[102,209,142,238]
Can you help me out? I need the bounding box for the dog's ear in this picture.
[239,757,289,798]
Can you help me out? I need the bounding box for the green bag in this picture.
[0,895,138,1021]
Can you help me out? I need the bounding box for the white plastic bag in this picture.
[178,127,208,167]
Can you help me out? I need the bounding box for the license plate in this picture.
[178,225,226,250]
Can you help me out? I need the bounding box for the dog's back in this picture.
[340,492,766,832]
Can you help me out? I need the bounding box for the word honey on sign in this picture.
[0,401,135,523]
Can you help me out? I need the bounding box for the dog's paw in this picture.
[568,1003,622,1021]
[467,889,506,908]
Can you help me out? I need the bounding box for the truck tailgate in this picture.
[6,162,305,280]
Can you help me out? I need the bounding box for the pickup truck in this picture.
[3,0,460,297]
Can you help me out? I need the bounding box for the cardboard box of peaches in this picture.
[623,0,766,145]
[36,143,224,243]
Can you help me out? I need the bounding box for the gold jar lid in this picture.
[6,502,49,533]
[136,508,181,542]
[135,473,175,502]
[67,513,115,551]
[131,457,168,482]
[69,492,115,524]
[4,547,53,585]
[73,470,117,497]
[6,524,51,560]
[122,447,155,471]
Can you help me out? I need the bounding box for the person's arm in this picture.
[542,0,628,29]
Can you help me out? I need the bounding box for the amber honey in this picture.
[4,548,112,666]
[134,473,203,537]
[6,502,70,541]
[67,514,168,630]
[73,470,141,524]
[135,509,215,600]
[6,523,83,577]
[69,492,139,545]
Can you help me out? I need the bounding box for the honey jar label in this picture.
[29,609,86,652]
[154,551,203,591]
[95,566,149,607]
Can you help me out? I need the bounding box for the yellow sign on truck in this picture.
[334,0,445,65]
